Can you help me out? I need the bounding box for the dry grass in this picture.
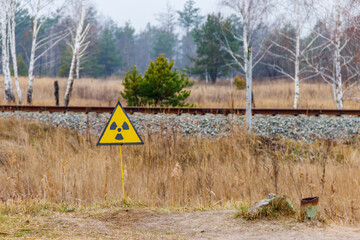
[188,79,360,108]
[1,119,360,224]
[0,76,360,108]
[0,76,122,106]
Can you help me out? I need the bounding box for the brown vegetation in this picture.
[0,76,360,108]
[1,119,360,224]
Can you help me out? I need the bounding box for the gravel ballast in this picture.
[1,111,359,142]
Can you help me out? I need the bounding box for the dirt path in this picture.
[6,209,360,239]
[92,209,360,240]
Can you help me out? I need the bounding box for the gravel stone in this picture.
[0,111,359,142]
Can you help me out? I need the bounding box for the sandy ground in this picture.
[39,209,360,240]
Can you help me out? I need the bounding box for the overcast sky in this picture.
[90,0,225,32]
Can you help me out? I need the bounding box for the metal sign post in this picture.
[97,101,143,201]
[120,145,125,200]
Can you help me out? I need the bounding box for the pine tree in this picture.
[134,23,156,73]
[191,13,241,83]
[115,22,136,74]
[152,29,176,59]
[152,4,177,60]
[121,66,143,106]
[17,54,28,76]
[58,45,72,77]
[177,0,204,69]
[177,0,203,33]
[98,25,122,76]
[14,5,32,68]
[121,55,191,107]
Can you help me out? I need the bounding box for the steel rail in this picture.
[0,105,359,116]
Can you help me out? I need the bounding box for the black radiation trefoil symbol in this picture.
[110,121,130,140]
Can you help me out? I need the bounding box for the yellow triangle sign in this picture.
[97,102,143,145]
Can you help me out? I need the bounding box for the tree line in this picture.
[1,0,360,109]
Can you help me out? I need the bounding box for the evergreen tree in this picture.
[177,0,203,33]
[98,24,122,76]
[121,66,144,106]
[177,0,203,69]
[152,28,177,59]
[152,4,177,60]
[134,23,156,73]
[115,22,136,74]
[14,5,32,67]
[58,44,71,77]
[191,13,240,83]
[36,13,63,76]
[121,54,191,107]
[10,54,28,76]
[80,6,105,78]
[17,54,28,76]
[81,41,105,78]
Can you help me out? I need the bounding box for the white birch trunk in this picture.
[27,0,40,104]
[64,0,87,106]
[334,37,343,109]
[293,65,300,109]
[334,0,343,109]
[64,48,77,106]
[9,1,23,104]
[293,0,300,109]
[76,56,80,79]
[0,2,15,102]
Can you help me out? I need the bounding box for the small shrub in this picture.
[233,75,246,90]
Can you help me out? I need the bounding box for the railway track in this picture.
[0,105,359,116]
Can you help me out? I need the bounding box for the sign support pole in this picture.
[97,101,144,202]
[246,46,252,134]
[120,144,125,201]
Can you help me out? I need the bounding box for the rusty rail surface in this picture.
[0,105,359,116]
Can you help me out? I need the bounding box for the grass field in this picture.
[0,76,360,108]
[1,119,360,224]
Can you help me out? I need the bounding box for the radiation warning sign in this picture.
[97,102,143,145]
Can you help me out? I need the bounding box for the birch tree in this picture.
[221,0,271,133]
[306,0,360,109]
[0,0,15,102]
[264,0,318,109]
[9,0,23,104]
[63,0,90,106]
[27,0,68,104]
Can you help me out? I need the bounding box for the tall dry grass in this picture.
[1,119,360,223]
[0,76,359,108]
